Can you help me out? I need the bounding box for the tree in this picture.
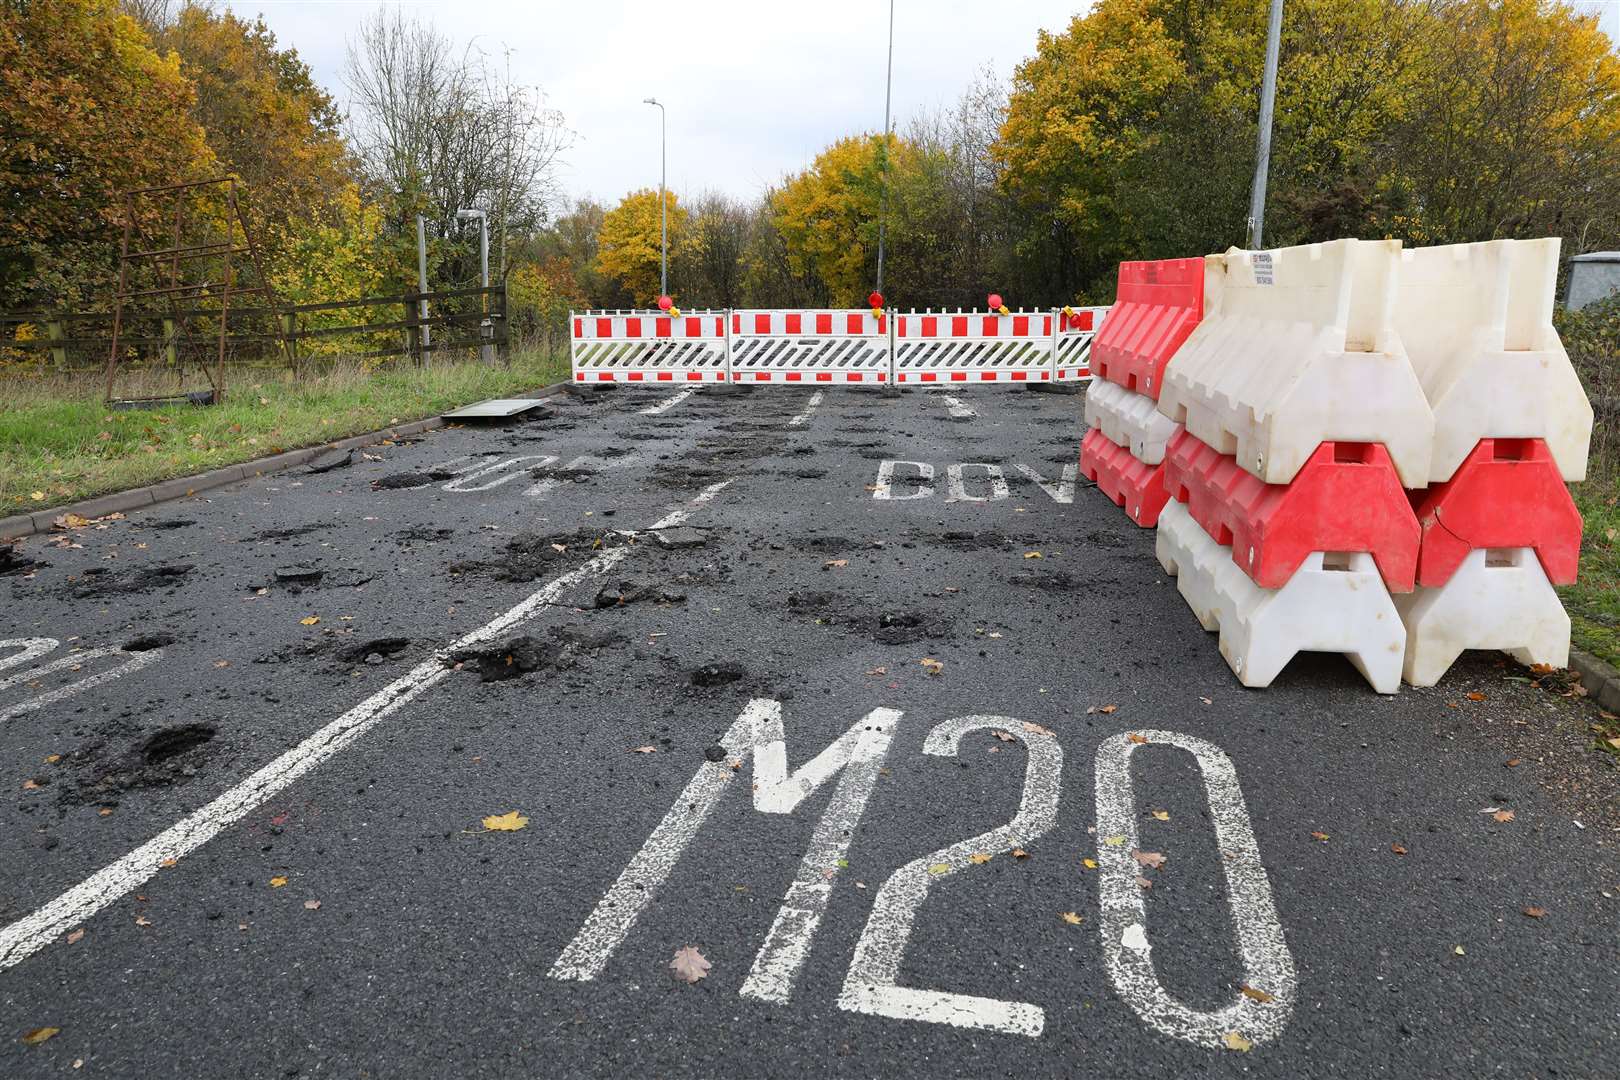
[674,192,751,308]
[0,0,214,308]
[596,189,686,305]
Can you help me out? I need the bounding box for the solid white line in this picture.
[639,387,698,415]
[787,390,825,428]
[941,395,975,419]
[1093,730,1297,1048]
[0,481,732,975]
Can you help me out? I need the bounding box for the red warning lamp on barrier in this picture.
[988,293,1010,316]
[867,290,884,319]
[657,295,673,311]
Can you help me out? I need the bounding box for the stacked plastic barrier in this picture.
[1079,258,1213,526]
[1154,240,1432,694]
[1389,239,1591,686]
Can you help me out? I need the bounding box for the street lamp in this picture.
[643,97,668,300]
[874,0,894,297]
[456,208,494,363]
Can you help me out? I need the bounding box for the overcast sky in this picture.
[225,1,1087,208]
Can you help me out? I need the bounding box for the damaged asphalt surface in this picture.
[1,384,1617,1078]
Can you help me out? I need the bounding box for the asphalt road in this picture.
[1,384,1617,1079]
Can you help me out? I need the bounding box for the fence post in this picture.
[162,318,178,368]
[280,312,298,370]
[45,319,66,372]
[403,300,421,366]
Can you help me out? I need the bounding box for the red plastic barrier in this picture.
[1080,427,1169,528]
[1090,258,1207,401]
[1163,433,1419,592]
[1410,438,1581,587]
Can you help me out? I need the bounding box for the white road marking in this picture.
[441,454,555,492]
[0,481,732,975]
[787,391,825,428]
[872,460,934,501]
[940,395,975,419]
[838,715,1062,1037]
[0,638,59,677]
[639,387,698,415]
[1014,462,1078,504]
[525,453,645,501]
[1093,730,1297,1049]
[945,463,1010,503]
[549,699,903,996]
[0,647,165,725]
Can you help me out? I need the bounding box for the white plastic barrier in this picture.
[1155,502,1404,694]
[892,311,1058,384]
[729,310,890,384]
[571,311,729,383]
[1156,240,1435,487]
[1084,380,1181,465]
[1394,239,1593,483]
[1391,547,1570,687]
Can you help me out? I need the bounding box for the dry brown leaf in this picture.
[1240,985,1275,1003]
[631,745,658,754]
[1061,911,1083,925]
[159,858,177,869]
[54,513,91,530]
[1465,691,1486,702]
[1022,721,1055,737]
[21,1027,60,1046]
[1391,844,1408,855]
[1127,733,1149,745]
[214,660,230,669]
[993,731,1016,742]
[269,876,288,887]
[824,559,848,569]
[1522,906,1548,918]
[1088,703,1119,715]
[864,667,888,676]
[1493,810,1515,823]
[1133,850,1167,869]
[1222,1031,1253,1052]
[927,862,951,875]
[304,900,322,911]
[1505,758,1520,767]
[670,945,711,983]
[482,811,529,831]
[21,779,41,791]
[134,915,152,927]
[1151,810,1170,821]
[300,616,320,626]
[1011,848,1029,859]
[1023,551,1042,559]
[919,658,943,676]
[1311,831,1331,842]
[1136,875,1153,889]
[65,929,84,945]
[969,853,993,864]
[1082,858,1098,869]
[97,808,114,817]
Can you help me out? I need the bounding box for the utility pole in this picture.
[416,215,431,354]
[644,97,668,298]
[1247,0,1284,250]
[874,0,895,297]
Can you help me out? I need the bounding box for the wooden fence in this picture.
[0,285,507,372]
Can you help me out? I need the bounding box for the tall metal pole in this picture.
[644,97,668,298]
[874,0,895,297]
[457,208,493,363]
[1247,0,1284,250]
[416,215,431,352]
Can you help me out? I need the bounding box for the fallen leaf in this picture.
[1522,906,1547,918]
[304,900,322,911]
[54,513,90,529]
[1240,985,1275,1003]
[1453,945,1466,956]
[134,914,151,927]
[21,1027,59,1045]
[1061,912,1083,925]
[300,616,320,626]
[1082,858,1098,869]
[1023,551,1042,559]
[1134,850,1167,869]
[1011,848,1029,859]
[1222,1031,1254,1052]
[919,658,943,676]
[631,745,657,754]
[1151,810,1170,821]
[824,559,848,569]
[269,876,288,887]
[1200,696,1213,705]
[1505,758,1520,767]
[1102,835,1126,847]
[1127,733,1149,745]
[98,808,114,817]
[482,811,529,831]
[65,929,83,945]
[928,862,951,875]
[1135,875,1154,889]
[670,945,711,983]
[21,779,41,791]
[1310,831,1331,842]
[1088,703,1119,715]
[1391,844,1408,855]
[993,731,1016,742]
[1466,691,1486,702]
[1022,721,1055,737]
[159,858,177,869]
[214,660,230,669]
[29,490,45,502]
[864,666,888,676]
[969,853,993,864]
[1493,810,1515,823]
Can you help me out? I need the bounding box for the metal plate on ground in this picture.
[442,398,548,420]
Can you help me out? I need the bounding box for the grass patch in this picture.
[0,351,567,514]
[1564,484,1620,672]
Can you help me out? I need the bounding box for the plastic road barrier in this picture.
[1392,547,1570,687]
[1395,239,1593,484]
[730,310,890,384]
[893,311,1056,384]
[1084,380,1183,466]
[1156,502,1405,694]
[1054,308,1108,382]
[1090,258,1214,399]
[1163,434,1419,593]
[571,312,730,382]
[1409,437,1582,588]
[1080,427,1170,528]
[1157,239,1435,488]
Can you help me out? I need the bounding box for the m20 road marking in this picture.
[871,460,1078,504]
[549,701,1296,1049]
[0,637,166,725]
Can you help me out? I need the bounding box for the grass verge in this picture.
[1560,484,1620,756]
[0,351,568,515]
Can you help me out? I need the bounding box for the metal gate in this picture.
[570,311,728,383]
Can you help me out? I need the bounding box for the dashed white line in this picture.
[0,481,732,974]
[940,395,975,419]
[0,647,165,725]
[787,390,825,428]
[639,387,698,415]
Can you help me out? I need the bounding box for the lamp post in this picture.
[1246,0,1284,250]
[456,208,494,363]
[643,97,668,300]
[874,0,895,298]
